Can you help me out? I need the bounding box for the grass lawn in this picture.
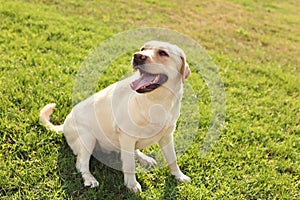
[0,0,299,199]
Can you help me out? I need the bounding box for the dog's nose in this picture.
[134,53,147,60]
[133,53,148,65]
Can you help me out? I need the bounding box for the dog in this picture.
[40,41,191,193]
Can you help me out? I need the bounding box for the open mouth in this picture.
[130,69,168,93]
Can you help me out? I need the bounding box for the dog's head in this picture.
[130,41,190,93]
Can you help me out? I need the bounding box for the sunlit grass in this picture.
[0,0,299,199]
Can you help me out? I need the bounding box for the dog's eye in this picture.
[140,47,145,51]
[158,50,168,56]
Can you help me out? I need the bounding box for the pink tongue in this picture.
[130,73,157,91]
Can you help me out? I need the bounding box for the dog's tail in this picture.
[40,103,63,133]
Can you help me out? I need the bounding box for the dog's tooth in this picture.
[154,74,160,83]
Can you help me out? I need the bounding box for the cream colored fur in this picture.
[40,41,191,193]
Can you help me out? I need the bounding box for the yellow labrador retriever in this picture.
[40,41,191,193]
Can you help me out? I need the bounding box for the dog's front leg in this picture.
[119,133,141,193]
[159,134,191,183]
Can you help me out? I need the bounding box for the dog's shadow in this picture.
[57,141,141,199]
[58,141,178,199]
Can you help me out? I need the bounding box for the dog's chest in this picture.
[135,123,176,150]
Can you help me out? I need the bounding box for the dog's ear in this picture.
[180,56,190,83]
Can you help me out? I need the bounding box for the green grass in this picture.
[0,0,299,199]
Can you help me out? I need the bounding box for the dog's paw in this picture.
[174,172,191,183]
[136,150,157,168]
[137,154,157,168]
[83,173,99,188]
[124,173,142,193]
[127,181,142,194]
